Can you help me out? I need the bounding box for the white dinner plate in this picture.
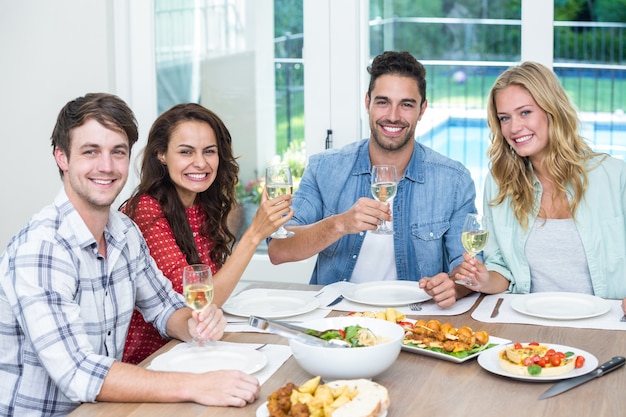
[149,345,267,374]
[256,401,387,417]
[222,290,320,318]
[510,292,611,320]
[402,335,511,363]
[477,342,598,381]
[341,281,432,306]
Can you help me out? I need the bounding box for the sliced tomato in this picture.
[522,357,534,366]
[338,329,346,339]
[513,342,523,350]
[528,341,540,346]
[397,321,414,328]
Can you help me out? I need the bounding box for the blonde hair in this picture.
[486,61,600,229]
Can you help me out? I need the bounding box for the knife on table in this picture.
[538,356,626,399]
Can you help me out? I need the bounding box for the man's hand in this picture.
[418,273,457,308]
[338,197,391,234]
[189,304,226,342]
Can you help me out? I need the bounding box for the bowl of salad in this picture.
[288,316,404,380]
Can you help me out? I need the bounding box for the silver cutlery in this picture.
[254,343,267,350]
[490,297,504,318]
[620,314,626,322]
[326,295,344,307]
[409,302,424,311]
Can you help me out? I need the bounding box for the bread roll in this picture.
[326,379,389,417]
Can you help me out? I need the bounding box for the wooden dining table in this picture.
[68,282,626,417]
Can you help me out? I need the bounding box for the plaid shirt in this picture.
[0,189,186,417]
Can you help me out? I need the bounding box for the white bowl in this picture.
[288,316,404,380]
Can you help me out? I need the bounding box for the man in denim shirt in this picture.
[268,51,477,307]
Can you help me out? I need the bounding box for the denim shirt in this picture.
[288,139,477,285]
[483,154,626,298]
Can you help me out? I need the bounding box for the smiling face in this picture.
[366,74,427,154]
[495,84,550,163]
[159,120,219,207]
[55,118,130,214]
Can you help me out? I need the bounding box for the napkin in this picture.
[472,293,626,331]
[224,288,332,332]
[316,281,480,316]
[147,341,292,386]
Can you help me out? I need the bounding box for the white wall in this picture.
[0,0,156,248]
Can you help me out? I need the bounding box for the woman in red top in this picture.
[121,103,293,364]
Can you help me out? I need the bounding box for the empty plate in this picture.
[341,281,432,306]
[510,292,611,320]
[149,345,267,374]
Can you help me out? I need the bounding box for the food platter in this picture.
[477,343,598,381]
[149,345,267,374]
[222,290,320,318]
[510,292,611,320]
[341,281,432,306]
[402,335,511,363]
[255,402,387,417]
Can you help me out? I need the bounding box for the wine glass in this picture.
[455,213,490,286]
[182,264,214,345]
[265,164,295,238]
[370,165,398,234]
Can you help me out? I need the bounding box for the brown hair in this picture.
[367,51,427,106]
[51,93,138,177]
[125,103,239,267]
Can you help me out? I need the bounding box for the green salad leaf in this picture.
[404,341,497,358]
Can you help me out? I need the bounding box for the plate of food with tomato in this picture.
[477,341,598,381]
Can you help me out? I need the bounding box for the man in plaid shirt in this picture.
[0,93,260,416]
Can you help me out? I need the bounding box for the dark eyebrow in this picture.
[78,142,129,151]
[373,95,417,105]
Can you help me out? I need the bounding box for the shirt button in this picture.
[359,232,364,236]
[352,255,357,259]
[193,232,198,237]
[430,232,434,237]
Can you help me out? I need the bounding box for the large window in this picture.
[153,0,626,219]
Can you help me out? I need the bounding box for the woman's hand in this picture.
[454,252,490,290]
[247,192,294,241]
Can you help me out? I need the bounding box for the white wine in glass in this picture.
[456,213,490,286]
[265,164,295,238]
[182,264,213,345]
[370,165,398,235]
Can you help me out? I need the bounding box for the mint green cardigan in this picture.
[483,154,626,298]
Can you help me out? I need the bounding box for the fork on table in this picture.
[409,302,424,311]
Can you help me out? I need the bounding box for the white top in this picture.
[351,213,398,282]
[526,218,593,294]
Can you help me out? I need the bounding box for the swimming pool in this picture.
[418,117,626,209]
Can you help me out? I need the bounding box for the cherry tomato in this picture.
[397,321,413,328]
[550,355,562,367]
[522,357,534,366]
[575,356,585,368]
[537,358,547,367]
[528,341,540,346]
[556,351,566,359]
[514,342,523,350]
[546,349,556,357]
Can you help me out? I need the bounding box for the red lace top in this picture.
[122,195,217,364]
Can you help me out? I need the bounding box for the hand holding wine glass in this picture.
[455,213,490,286]
[183,264,214,345]
[265,164,295,239]
[370,165,398,234]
